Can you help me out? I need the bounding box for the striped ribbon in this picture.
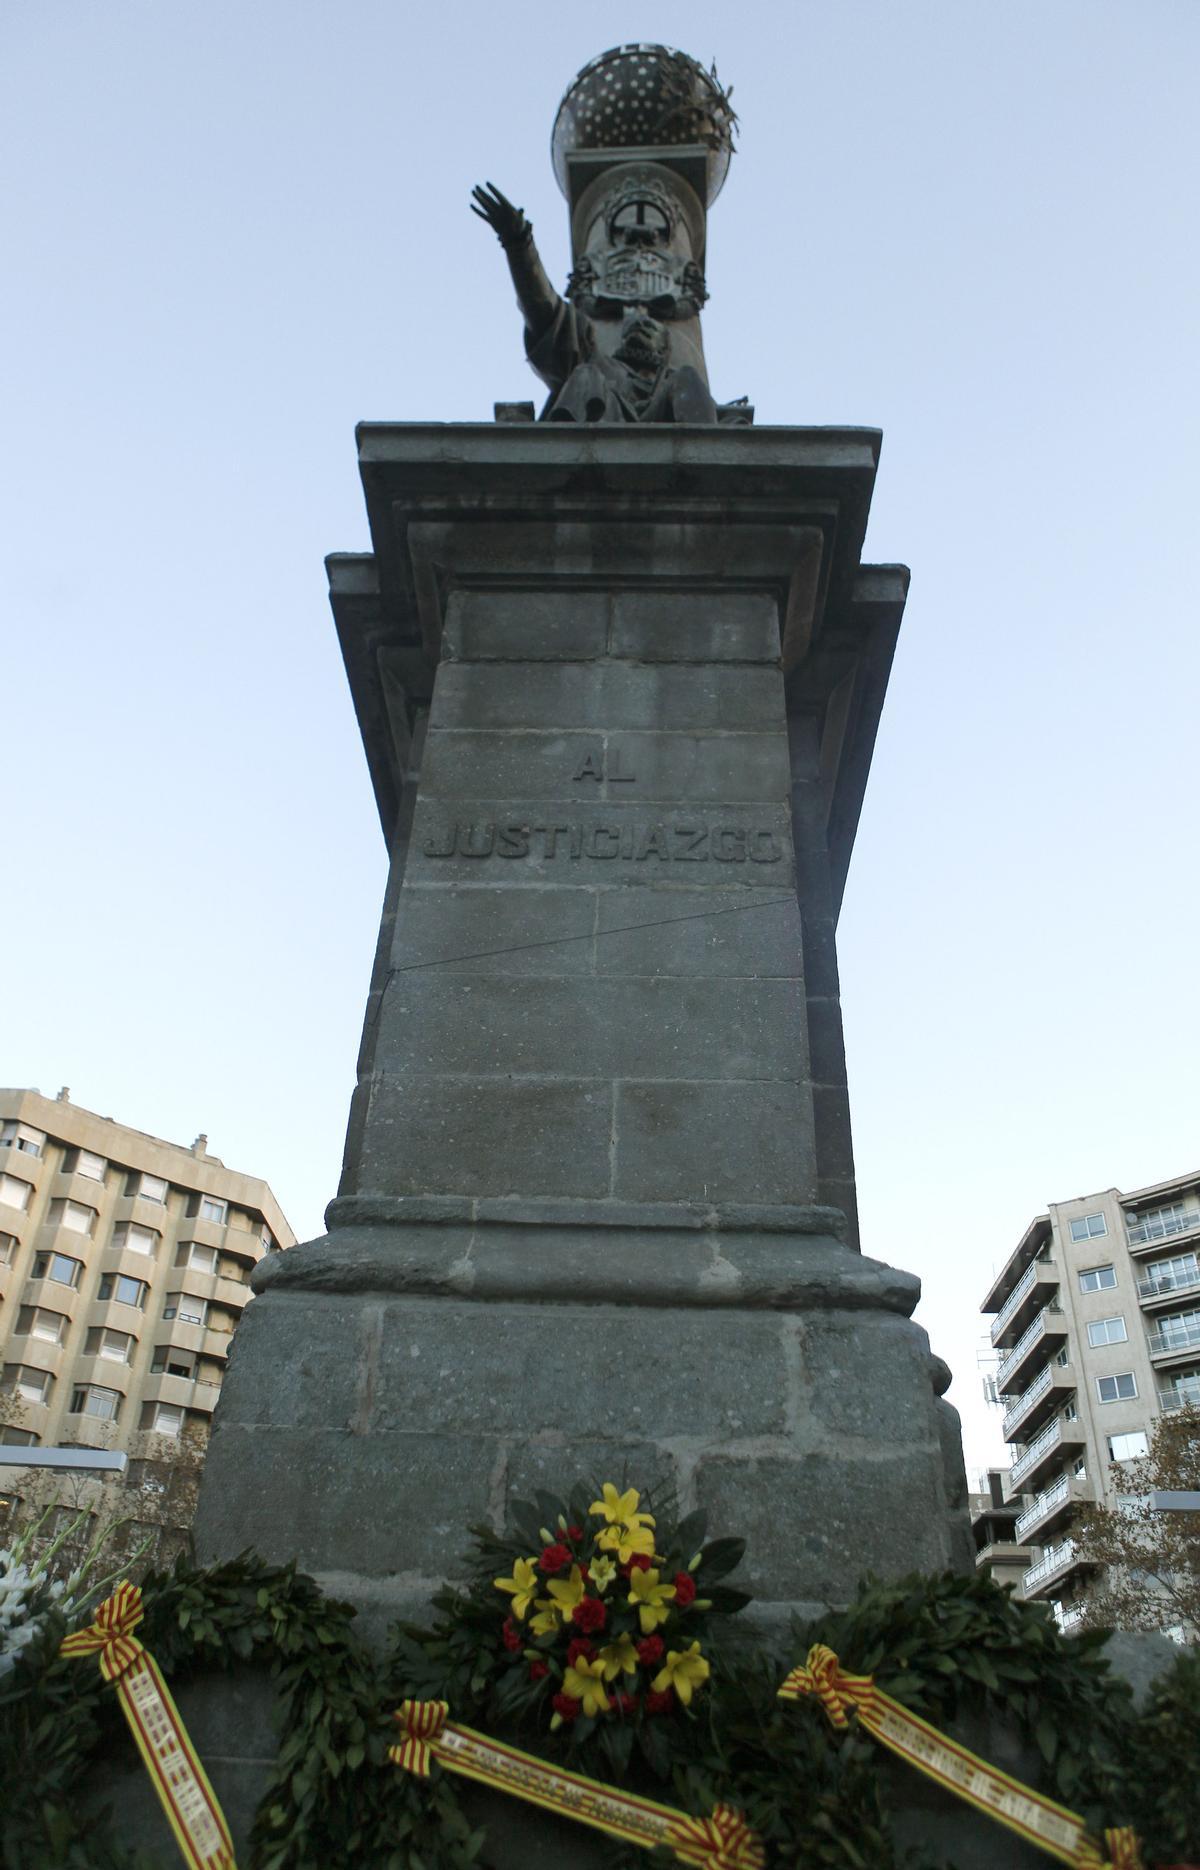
[60,1582,236,1870]
[779,1644,1143,1870]
[390,1700,764,1867]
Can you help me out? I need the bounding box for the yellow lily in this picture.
[563,1655,611,1717]
[589,1483,655,1531]
[597,1520,657,1563]
[493,1556,540,1621]
[628,1566,677,1634]
[529,1597,562,1637]
[589,1555,617,1594]
[597,1632,639,1681]
[545,1563,587,1619]
[651,1641,710,1707]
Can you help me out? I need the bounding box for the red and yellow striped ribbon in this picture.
[390,1701,764,1867]
[60,1581,236,1870]
[779,1644,1142,1870]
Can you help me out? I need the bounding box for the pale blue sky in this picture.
[3,1,1196,1473]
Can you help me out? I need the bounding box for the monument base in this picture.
[195,1202,971,1636]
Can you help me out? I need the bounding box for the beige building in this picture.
[980,1168,1200,1630]
[0,1088,294,1460]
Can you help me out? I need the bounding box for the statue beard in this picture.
[615,324,666,375]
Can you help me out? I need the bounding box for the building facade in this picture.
[0,1088,294,1459]
[980,1169,1200,1628]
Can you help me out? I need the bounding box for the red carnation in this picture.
[673,1571,697,1608]
[624,1552,652,1574]
[539,1542,571,1574]
[566,1523,584,1542]
[617,1692,639,1715]
[572,1595,607,1634]
[645,1689,674,1716]
[501,1616,522,1653]
[566,1637,595,1667]
[529,1659,549,1681]
[552,1692,581,1721]
[636,1635,664,1666]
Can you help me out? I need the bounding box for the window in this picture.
[1073,1457,1088,1478]
[98,1272,148,1309]
[33,1250,83,1288]
[47,1198,97,1237]
[113,1222,158,1257]
[0,1428,40,1447]
[151,1348,195,1378]
[1108,1430,1148,1462]
[1142,1251,1200,1296]
[0,1173,33,1212]
[132,1172,168,1204]
[85,1327,134,1363]
[1157,1307,1200,1347]
[75,1149,107,1181]
[150,1404,183,1437]
[260,1226,274,1251]
[0,1233,15,1265]
[1097,1373,1137,1403]
[200,1196,227,1224]
[1127,1201,1186,1241]
[1070,1213,1108,1242]
[178,1242,217,1274]
[8,1365,53,1405]
[1079,1265,1117,1293]
[0,1121,45,1157]
[1063,1402,1078,1420]
[1087,1316,1128,1348]
[15,1306,68,1345]
[1055,1346,1070,1368]
[70,1384,120,1421]
[162,1291,207,1327]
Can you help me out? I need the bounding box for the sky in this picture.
[3,1,1197,1478]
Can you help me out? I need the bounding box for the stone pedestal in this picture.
[195,426,971,1630]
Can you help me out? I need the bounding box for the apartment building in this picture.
[980,1169,1200,1630]
[0,1088,294,1460]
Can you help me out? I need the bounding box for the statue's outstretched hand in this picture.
[470,182,531,249]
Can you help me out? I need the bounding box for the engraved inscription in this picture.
[571,746,637,784]
[421,819,784,865]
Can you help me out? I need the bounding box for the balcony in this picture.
[990,1258,1059,1348]
[974,1539,1035,1574]
[1126,1209,1200,1254]
[7,1335,67,1378]
[214,1273,252,1311]
[21,1276,82,1320]
[1006,1416,1085,1495]
[1147,1318,1200,1365]
[1138,1263,1200,1310]
[1057,1604,1087,1634]
[70,1354,132,1394]
[1014,1474,1092,1544]
[1002,1362,1075,1440]
[1020,1539,1093,1600]
[997,1308,1067,1394]
[142,1370,222,1413]
[1158,1376,1200,1413]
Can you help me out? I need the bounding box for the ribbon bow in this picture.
[666,1803,765,1869]
[777,1643,869,1729]
[388,1699,449,1778]
[1076,1828,1145,1870]
[59,1580,146,1683]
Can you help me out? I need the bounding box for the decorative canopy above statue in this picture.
[472,46,748,427]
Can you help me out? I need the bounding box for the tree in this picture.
[1072,1406,1200,1638]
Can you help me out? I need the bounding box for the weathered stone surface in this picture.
[613,1080,816,1205]
[433,660,786,731]
[392,883,595,976]
[444,588,609,661]
[595,884,803,977]
[611,589,779,661]
[421,729,790,805]
[356,1075,613,1197]
[800,1312,941,1445]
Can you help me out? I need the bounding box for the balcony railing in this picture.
[1127,1210,1200,1248]
[1003,1362,1054,1437]
[1015,1473,1071,1542]
[1057,1604,1087,1633]
[1148,1318,1200,1358]
[997,1308,1063,1391]
[1009,1418,1063,1490]
[1159,1377,1200,1413]
[1138,1264,1200,1303]
[1021,1539,1076,1596]
[990,1260,1039,1344]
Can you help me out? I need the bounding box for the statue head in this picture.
[613,314,669,374]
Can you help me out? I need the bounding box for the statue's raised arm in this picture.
[470,182,561,344]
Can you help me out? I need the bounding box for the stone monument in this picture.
[196,43,971,1642]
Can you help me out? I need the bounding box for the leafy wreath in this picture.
[2,1481,1198,1868]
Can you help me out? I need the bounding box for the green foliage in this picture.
[0,1546,1197,1867]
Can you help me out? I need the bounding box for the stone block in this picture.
[377,974,808,1082]
[444,589,609,662]
[372,1301,790,1440]
[216,1292,365,1430]
[597,731,792,805]
[433,661,786,732]
[595,885,803,978]
[804,993,849,1087]
[505,1437,675,1509]
[419,728,789,807]
[695,1449,953,1599]
[357,1075,612,1198]
[800,1313,937,1444]
[811,1083,857,1183]
[392,883,595,976]
[614,1081,816,1205]
[611,590,780,662]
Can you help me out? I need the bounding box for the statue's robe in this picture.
[525,301,722,425]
